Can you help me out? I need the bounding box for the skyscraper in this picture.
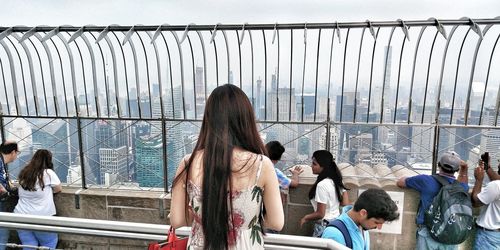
[135,134,163,188]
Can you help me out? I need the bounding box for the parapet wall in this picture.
[4,164,478,249]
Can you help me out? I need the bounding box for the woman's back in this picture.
[186,149,267,249]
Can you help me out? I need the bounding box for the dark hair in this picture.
[173,84,266,250]
[353,188,399,221]
[308,150,348,202]
[265,141,285,161]
[0,141,18,154]
[18,149,54,191]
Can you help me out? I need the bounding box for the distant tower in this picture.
[195,67,206,119]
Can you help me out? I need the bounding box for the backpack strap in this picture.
[327,219,353,249]
[432,174,453,187]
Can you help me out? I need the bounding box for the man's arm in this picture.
[457,161,468,184]
[288,166,303,188]
[486,167,500,181]
[471,165,485,207]
[396,177,407,188]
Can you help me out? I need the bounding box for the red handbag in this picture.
[148,227,188,250]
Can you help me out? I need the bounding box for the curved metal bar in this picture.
[158,32,176,119]
[168,30,187,119]
[434,24,462,126]
[379,27,396,123]
[86,32,110,117]
[27,37,49,116]
[326,26,336,123]
[236,30,242,88]
[143,30,164,120]
[300,27,308,122]
[33,33,61,116]
[135,32,154,118]
[0,57,10,114]
[210,30,220,87]
[464,27,489,125]
[449,28,472,124]
[353,28,367,123]
[55,33,79,117]
[408,26,429,124]
[339,29,350,122]
[276,29,280,122]
[420,31,440,124]
[248,30,255,108]
[313,29,321,122]
[10,33,41,116]
[110,31,131,117]
[2,38,25,115]
[69,35,90,116]
[262,30,268,120]
[287,29,292,122]
[483,33,500,125]
[186,35,197,118]
[393,28,409,123]
[122,31,143,118]
[78,32,101,117]
[98,31,121,118]
[45,36,68,116]
[366,28,380,123]
[221,30,230,84]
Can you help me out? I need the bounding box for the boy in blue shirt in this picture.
[397,151,469,250]
[321,188,399,250]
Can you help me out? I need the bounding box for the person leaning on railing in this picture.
[300,150,350,237]
[0,141,19,250]
[14,149,62,249]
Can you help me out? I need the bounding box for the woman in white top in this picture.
[300,150,349,237]
[14,149,61,249]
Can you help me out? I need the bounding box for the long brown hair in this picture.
[173,84,266,250]
[18,149,54,191]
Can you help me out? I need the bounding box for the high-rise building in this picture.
[195,66,206,119]
[135,134,163,188]
[99,146,128,185]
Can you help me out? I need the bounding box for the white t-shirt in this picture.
[310,178,342,220]
[476,180,500,230]
[14,169,61,216]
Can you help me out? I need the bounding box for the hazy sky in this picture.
[1,0,499,26]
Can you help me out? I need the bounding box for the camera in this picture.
[481,152,490,171]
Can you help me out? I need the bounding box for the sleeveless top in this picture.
[186,155,265,250]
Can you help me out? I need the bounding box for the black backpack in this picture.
[423,175,474,244]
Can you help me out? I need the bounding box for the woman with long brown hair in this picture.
[170,84,284,250]
[14,149,61,249]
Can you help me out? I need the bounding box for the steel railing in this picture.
[0,212,349,250]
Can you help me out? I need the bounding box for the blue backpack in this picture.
[325,219,352,249]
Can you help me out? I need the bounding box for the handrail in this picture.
[0,212,349,250]
[1,18,500,32]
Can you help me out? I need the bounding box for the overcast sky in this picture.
[1,0,499,26]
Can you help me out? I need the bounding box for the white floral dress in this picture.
[186,156,264,250]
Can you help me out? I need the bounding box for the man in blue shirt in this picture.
[321,188,399,250]
[397,151,469,250]
[0,141,19,250]
[265,141,303,190]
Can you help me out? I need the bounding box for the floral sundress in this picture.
[186,155,264,250]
